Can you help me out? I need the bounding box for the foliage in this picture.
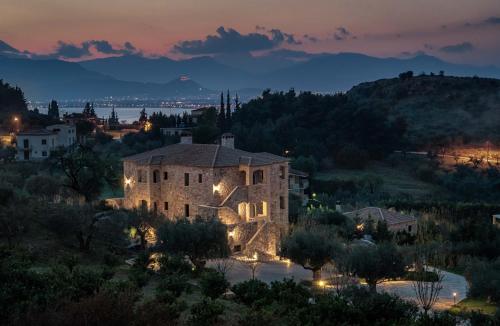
[465,258,500,302]
[349,243,406,292]
[291,155,318,176]
[232,89,406,163]
[188,298,224,326]
[51,145,119,202]
[25,174,61,200]
[156,273,190,297]
[157,217,230,270]
[232,279,270,307]
[199,269,229,299]
[281,229,337,280]
[336,144,370,169]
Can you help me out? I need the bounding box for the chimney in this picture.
[221,133,235,149]
[180,131,192,144]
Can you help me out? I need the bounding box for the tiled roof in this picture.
[289,168,309,177]
[124,143,288,168]
[17,129,55,136]
[344,207,417,226]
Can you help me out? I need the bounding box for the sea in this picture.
[38,107,193,124]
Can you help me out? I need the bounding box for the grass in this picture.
[315,160,446,199]
[450,298,499,316]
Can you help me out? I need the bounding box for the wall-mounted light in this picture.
[213,183,221,194]
[228,230,235,238]
[124,176,133,187]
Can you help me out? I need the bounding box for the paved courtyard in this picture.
[208,259,468,310]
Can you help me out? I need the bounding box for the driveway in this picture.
[208,259,468,310]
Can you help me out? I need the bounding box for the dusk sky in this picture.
[1,0,500,65]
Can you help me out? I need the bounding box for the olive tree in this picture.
[281,229,337,281]
[349,242,406,293]
[157,217,230,270]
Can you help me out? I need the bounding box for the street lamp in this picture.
[453,292,457,304]
[318,280,326,293]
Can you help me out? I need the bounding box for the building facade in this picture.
[344,207,418,235]
[120,134,289,257]
[289,168,310,205]
[15,124,76,161]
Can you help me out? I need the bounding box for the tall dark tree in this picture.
[139,107,148,124]
[225,90,232,130]
[234,93,241,110]
[47,99,60,119]
[217,91,226,132]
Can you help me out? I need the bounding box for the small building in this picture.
[492,214,500,227]
[116,133,289,257]
[160,127,192,137]
[289,168,309,205]
[15,124,76,161]
[344,207,417,235]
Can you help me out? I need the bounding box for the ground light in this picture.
[453,292,457,304]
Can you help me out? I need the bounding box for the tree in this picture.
[199,270,229,299]
[51,146,118,202]
[412,268,444,314]
[225,90,232,130]
[349,243,406,293]
[138,108,148,124]
[48,99,60,119]
[124,208,162,250]
[281,229,336,281]
[25,174,61,201]
[46,204,102,251]
[157,217,230,270]
[217,92,226,132]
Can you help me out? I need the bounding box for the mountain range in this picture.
[1,40,500,101]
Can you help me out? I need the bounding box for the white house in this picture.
[15,124,76,161]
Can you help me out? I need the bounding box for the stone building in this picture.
[120,133,289,257]
[344,207,418,235]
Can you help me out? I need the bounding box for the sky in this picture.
[1,0,500,65]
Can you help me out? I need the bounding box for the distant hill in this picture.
[346,74,500,146]
[0,56,213,101]
[79,55,252,89]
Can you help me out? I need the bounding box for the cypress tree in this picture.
[217,91,226,131]
[48,99,59,119]
[225,90,232,130]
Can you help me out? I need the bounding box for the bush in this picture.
[135,298,186,325]
[128,268,150,288]
[199,270,229,299]
[232,279,270,306]
[156,273,190,297]
[189,298,224,326]
[159,254,193,275]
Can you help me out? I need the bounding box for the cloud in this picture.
[173,26,299,55]
[303,34,319,43]
[47,40,139,59]
[482,16,500,25]
[333,27,352,41]
[439,42,474,54]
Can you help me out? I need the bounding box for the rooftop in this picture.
[344,207,417,226]
[124,143,288,168]
[17,129,55,136]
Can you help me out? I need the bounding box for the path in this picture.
[208,260,468,310]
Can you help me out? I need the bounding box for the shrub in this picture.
[232,279,270,306]
[135,298,186,325]
[189,298,224,326]
[156,273,190,297]
[199,270,229,299]
[416,165,436,183]
[159,254,193,275]
[128,268,150,288]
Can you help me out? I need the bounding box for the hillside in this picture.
[0,56,214,100]
[347,74,500,147]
